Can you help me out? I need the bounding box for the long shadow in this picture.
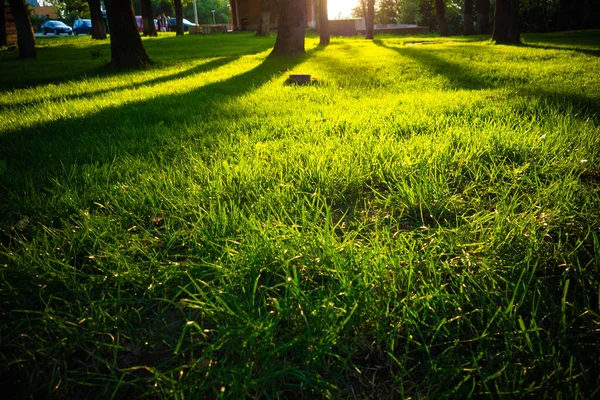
[374,40,600,122]
[520,43,600,57]
[0,56,240,111]
[0,33,275,91]
[0,48,317,200]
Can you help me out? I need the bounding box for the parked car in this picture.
[135,16,159,32]
[41,20,73,35]
[72,19,92,35]
[168,18,197,32]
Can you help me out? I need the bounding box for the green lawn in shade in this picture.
[1,31,599,398]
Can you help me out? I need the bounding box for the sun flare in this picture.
[328,0,359,19]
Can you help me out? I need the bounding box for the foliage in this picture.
[397,0,419,24]
[130,0,230,23]
[375,0,398,24]
[47,0,90,19]
[1,31,600,398]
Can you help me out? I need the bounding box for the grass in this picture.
[1,30,599,398]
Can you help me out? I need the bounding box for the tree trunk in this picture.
[88,0,106,39]
[542,0,548,32]
[174,0,184,36]
[257,11,271,35]
[366,0,374,39]
[319,0,329,45]
[104,0,151,69]
[271,0,306,55]
[475,0,490,34]
[7,0,35,58]
[257,0,272,36]
[141,0,157,36]
[493,0,520,44]
[435,0,449,36]
[463,0,474,35]
[1,3,7,48]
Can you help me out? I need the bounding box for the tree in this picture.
[397,0,419,24]
[87,0,106,39]
[319,0,329,45]
[435,0,449,36]
[141,0,157,36]
[475,0,490,34]
[8,0,35,58]
[365,0,374,39]
[256,0,272,36]
[271,0,306,55]
[1,1,7,48]
[493,0,520,44]
[104,0,151,69]
[173,0,183,35]
[376,0,398,24]
[463,0,473,35]
[48,0,89,18]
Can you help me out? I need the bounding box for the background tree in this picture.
[351,0,366,18]
[397,0,419,24]
[141,0,157,36]
[8,0,35,58]
[365,0,374,39]
[475,0,490,34]
[493,0,520,43]
[173,0,183,35]
[418,0,436,31]
[463,0,473,35]
[271,0,306,55]
[104,0,151,69]
[435,0,448,36]
[376,0,398,24]
[256,0,272,36]
[87,0,106,39]
[319,0,329,45]
[1,0,7,48]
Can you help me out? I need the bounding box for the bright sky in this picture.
[328,0,359,19]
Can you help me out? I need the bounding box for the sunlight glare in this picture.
[328,0,359,19]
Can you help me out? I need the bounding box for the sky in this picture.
[328,0,359,19]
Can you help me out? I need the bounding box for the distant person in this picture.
[157,16,163,32]
[160,13,168,32]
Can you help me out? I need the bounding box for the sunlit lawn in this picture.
[1,31,599,398]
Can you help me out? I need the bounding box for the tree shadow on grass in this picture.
[519,43,600,57]
[0,34,275,91]
[1,56,240,111]
[0,48,317,201]
[374,40,600,122]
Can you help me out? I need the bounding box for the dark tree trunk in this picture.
[257,11,271,35]
[88,0,106,39]
[256,0,272,36]
[542,0,548,32]
[141,0,157,36]
[8,0,35,58]
[271,0,306,55]
[366,0,374,39]
[435,0,449,36]
[0,3,7,48]
[464,0,474,35]
[104,0,151,69]
[493,0,520,44]
[475,0,490,34]
[319,0,329,45]
[558,0,587,31]
[174,0,184,35]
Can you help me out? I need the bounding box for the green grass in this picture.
[1,30,599,398]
